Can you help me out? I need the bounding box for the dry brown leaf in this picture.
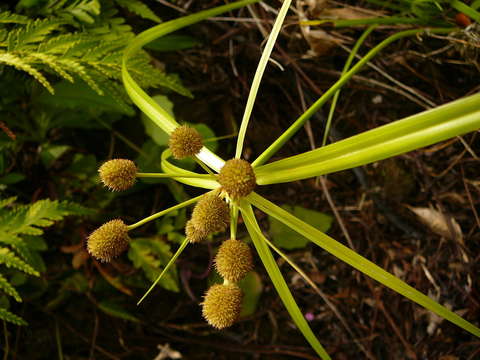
[407,206,463,243]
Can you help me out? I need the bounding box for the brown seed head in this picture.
[185,220,208,243]
[99,159,137,191]
[202,284,243,329]
[169,125,203,159]
[215,239,253,283]
[218,159,256,199]
[87,219,130,262]
[191,194,229,234]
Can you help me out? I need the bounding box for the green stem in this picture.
[235,0,293,158]
[137,238,189,305]
[230,204,239,240]
[137,172,214,179]
[252,27,455,168]
[127,195,203,230]
[322,25,376,147]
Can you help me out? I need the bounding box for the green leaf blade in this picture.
[240,202,331,360]
[255,92,480,184]
[249,192,480,338]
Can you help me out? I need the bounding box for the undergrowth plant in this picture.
[0,0,190,114]
[87,0,480,358]
[0,196,88,325]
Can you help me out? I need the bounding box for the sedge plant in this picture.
[86,0,480,358]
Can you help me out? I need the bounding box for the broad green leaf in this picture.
[269,205,332,250]
[238,271,263,317]
[36,80,134,115]
[240,203,331,360]
[128,237,179,292]
[249,192,480,338]
[40,145,70,168]
[255,92,480,184]
[98,300,140,323]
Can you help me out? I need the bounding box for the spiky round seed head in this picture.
[202,284,243,329]
[169,125,203,159]
[185,220,208,243]
[87,219,130,262]
[218,159,256,199]
[191,194,229,234]
[215,239,253,283]
[99,159,137,191]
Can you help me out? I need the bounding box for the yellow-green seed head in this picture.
[218,159,256,199]
[215,239,253,283]
[185,220,208,243]
[202,284,243,329]
[87,219,130,262]
[191,194,229,234]
[169,125,203,159]
[99,159,137,191]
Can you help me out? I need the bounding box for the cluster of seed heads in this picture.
[185,193,230,243]
[201,238,253,329]
[88,124,257,329]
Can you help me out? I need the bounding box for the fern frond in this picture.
[0,52,54,93]
[27,53,74,82]
[0,196,17,210]
[8,18,65,51]
[114,0,162,23]
[57,59,103,95]
[0,199,90,237]
[0,273,21,302]
[0,248,39,276]
[38,33,87,54]
[0,307,27,326]
[0,12,29,24]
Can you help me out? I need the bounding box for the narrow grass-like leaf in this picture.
[240,202,331,360]
[160,149,219,189]
[122,0,259,172]
[450,0,480,22]
[301,17,432,27]
[127,195,204,231]
[252,27,454,168]
[137,238,189,305]
[235,0,292,158]
[323,25,376,146]
[248,192,480,338]
[254,92,480,184]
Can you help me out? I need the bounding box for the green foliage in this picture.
[0,197,90,325]
[268,205,332,250]
[128,237,179,292]
[0,2,191,114]
[114,0,161,23]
